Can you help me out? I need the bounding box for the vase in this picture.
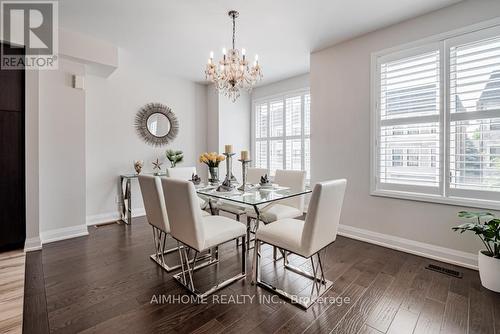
[478,250,500,292]
[209,167,219,184]
[134,160,144,174]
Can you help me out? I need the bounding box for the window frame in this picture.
[251,88,311,180]
[371,18,500,211]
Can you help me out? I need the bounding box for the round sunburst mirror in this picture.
[135,103,179,147]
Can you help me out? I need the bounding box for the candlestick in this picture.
[238,159,252,191]
[240,150,249,161]
[216,152,237,192]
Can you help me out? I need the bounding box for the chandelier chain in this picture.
[232,14,236,50]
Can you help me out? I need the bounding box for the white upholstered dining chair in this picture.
[165,166,196,180]
[252,179,347,309]
[162,178,247,299]
[246,169,306,223]
[166,166,209,211]
[138,175,209,272]
[246,169,306,256]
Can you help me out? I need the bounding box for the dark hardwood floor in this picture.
[23,216,500,334]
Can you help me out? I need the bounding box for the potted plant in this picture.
[452,211,500,292]
[166,149,183,168]
[199,152,225,183]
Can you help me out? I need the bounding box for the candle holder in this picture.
[216,152,237,192]
[238,159,252,191]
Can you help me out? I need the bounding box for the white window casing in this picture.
[371,20,500,210]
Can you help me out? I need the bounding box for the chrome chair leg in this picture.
[317,250,326,286]
[241,236,246,274]
[183,247,196,290]
[251,239,261,284]
[253,241,333,309]
[173,237,246,300]
[150,226,209,272]
[178,241,187,285]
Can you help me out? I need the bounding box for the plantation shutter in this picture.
[377,48,441,192]
[449,31,500,194]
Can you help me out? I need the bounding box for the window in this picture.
[372,23,500,209]
[253,90,310,179]
[378,48,441,190]
[490,147,500,167]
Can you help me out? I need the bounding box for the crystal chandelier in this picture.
[205,10,263,102]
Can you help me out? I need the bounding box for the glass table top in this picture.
[120,173,167,179]
[196,184,311,206]
[118,173,311,206]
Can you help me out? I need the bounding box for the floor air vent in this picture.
[425,264,463,278]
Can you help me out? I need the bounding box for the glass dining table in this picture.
[196,184,312,250]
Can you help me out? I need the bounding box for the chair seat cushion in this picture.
[216,201,246,215]
[203,216,246,250]
[246,204,303,223]
[198,198,208,210]
[256,218,308,257]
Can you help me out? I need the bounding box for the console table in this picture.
[119,173,166,224]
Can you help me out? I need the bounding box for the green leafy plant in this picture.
[452,211,500,258]
[166,149,183,168]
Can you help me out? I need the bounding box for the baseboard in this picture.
[86,208,146,226]
[338,224,478,270]
[24,236,42,252]
[40,225,89,244]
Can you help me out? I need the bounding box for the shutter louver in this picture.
[449,36,500,192]
[378,50,441,189]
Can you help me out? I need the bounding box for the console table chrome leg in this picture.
[119,176,132,225]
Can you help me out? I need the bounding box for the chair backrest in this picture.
[138,175,170,233]
[301,179,347,256]
[161,177,205,251]
[274,169,307,211]
[247,167,267,184]
[166,167,197,181]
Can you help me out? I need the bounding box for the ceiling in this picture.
[58,0,462,85]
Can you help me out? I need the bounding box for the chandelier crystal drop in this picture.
[205,10,263,102]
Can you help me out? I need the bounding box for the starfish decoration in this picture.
[152,158,163,171]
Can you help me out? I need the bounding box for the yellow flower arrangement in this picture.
[199,152,225,167]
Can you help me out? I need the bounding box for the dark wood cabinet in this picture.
[0,44,25,251]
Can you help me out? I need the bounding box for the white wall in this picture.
[206,86,219,153]
[85,52,208,224]
[252,73,309,100]
[218,92,251,181]
[311,0,500,268]
[203,86,251,181]
[38,59,87,242]
[59,29,118,77]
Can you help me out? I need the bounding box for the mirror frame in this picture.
[135,102,179,147]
